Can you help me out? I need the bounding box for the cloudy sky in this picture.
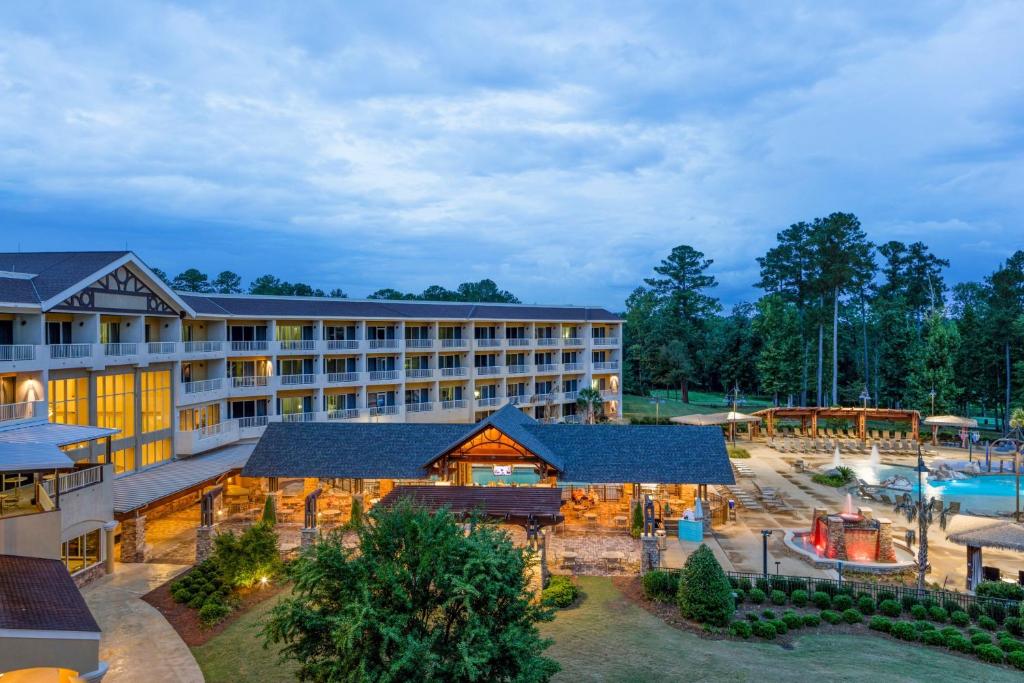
[1,1,1021,308]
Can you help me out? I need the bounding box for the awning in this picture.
[113,443,253,516]
[377,485,564,526]
[0,442,75,472]
[947,520,1024,552]
[923,415,978,428]
[671,411,761,426]
[0,422,119,447]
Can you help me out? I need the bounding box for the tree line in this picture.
[150,267,520,303]
[624,212,1024,429]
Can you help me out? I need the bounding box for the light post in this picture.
[1016,447,1021,523]
[761,529,773,578]
[730,382,741,445]
[929,387,936,416]
[896,447,935,592]
[859,386,871,442]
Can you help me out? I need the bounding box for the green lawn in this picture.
[622,393,719,420]
[192,577,1018,682]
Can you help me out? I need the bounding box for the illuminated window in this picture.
[141,438,172,468]
[140,370,171,433]
[62,529,101,574]
[48,377,89,426]
[113,447,135,475]
[96,373,135,438]
[179,404,220,432]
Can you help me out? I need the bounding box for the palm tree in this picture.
[576,387,604,424]
[1011,406,1024,430]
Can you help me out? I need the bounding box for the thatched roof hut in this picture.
[946,519,1024,590]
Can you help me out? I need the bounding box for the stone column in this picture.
[876,518,896,563]
[641,534,660,574]
[103,521,118,574]
[824,516,846,560]
[300,527,318,548]
[119,515,147,563]
[196,525,216,563]
[526,537,546,601]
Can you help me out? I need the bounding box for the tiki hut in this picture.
[947,520,1024,590]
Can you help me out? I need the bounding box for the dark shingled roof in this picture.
[428,404,564,471]
[0,555,101,633]
[0,251,129,302]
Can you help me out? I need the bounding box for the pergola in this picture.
[753,406,920,441]
[671,411,762,439]
[947,520,1024,591]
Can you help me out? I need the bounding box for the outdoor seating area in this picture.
[768,433,923,454]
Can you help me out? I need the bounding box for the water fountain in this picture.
[869,444,880,468]
[784,499,915,572]
[832,445,842,469]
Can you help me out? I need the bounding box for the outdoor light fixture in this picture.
[761,529,773,577]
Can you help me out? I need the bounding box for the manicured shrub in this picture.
[970,632,993,646]
[1006,616,1023,636]
[630,500,643,539]
[812,591,831,609]
[187,593,206,609]
[782,611,802,630]
[802,613,821,627]
[770,619,788,635]
[998,636,1024,653]
[913,621,935,632]
[901,595,919,612]
[1008,650,1024,670]
[213,522,282,589]
[677,544,735,627]
[761,609,777,620]
[261,495,276,525]
[730,621,752,639]
[832,594,853,611]
[642,570,679,603]
[921,630,946,646]
[928,606,948,623]
[985,601,1007,624]
[727,446,751,459]
[198,600,230,627]
[877,590,896,603]
[541,575,579,608]
[950,610,970,627]
[979,615,998,631]
[790,589,808,607]
[748,588,766,604]
[770,590,787,606]
[842,608,862,624]
[745,612,760,622]
[946,635,974,654]
[967,602,983,620]
[857,596,875,615]
[756,578,771,593]
[891,622,918,641]
[976,581,1024,601]
[910,604,928,620]
[878,599,901,617]
[975,644,1005,664]
[820,610,842,625]
[942,599,961,615]
[171,587,190,604]
[751,620,777,639]
[868,616,892,633]
[940,626,961,638]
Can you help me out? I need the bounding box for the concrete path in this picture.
[82,563,204,683]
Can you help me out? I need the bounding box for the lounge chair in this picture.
[878,493,894,505]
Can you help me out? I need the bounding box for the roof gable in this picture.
[52,262,182,316]
[426,404,564,471]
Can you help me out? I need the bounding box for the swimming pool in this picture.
[850,462,1023,515]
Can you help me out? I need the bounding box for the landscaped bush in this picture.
[940,626,961,639]
[878,599,901,617]
[198,600,230,626]
[730,621,752,638]
[970,632,993,646]
[913,621,935,632]
[877,590,896,603]
[928,606,948,623]
[812,591,831,609]
[975,644,1005,664]
[748,588,766,604]
[751,621,776,639]
[910,604,928,621]
[968,603,983,620]
[642,570,679,603]
[761,609,777,620]
[901,595,919,612]
[831,594,853,611]
[979,615,998,631]
[746,613,760,622]
[1008,650,1024,670]
[950,610,970,626]
[869,616,892,633]
[727,446,751,459]
[213,522,282,589]
[891,622,918,642]
[541,576,579,608]
[802,614,821,627]
[733,577,752,592]
[677,544,735,627]
[985,601,1007,624]
[782,611,802,630]
[857,596,875,615]
[998,636,1024,653]
[820,610,842,625]
[770,590,787,606]
[942,599,961,615]
[921,630,946,646]
[841,608,863,624]
[946,635,975,654]
[630,501,643,539]
[976,581,1024,601]
[1006,616,1023,636]
[791,589,808,607]
[768,619,787,635]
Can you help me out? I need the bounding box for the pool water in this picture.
[471,465,540,486]
[851,462,1024,515]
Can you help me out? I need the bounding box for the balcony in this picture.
[562,414,583,424]
[148,341,176,355]
[406,368,434,379]
[476,396,500,408]
[535,363,559,373]
[536,337,559,347]
[104,342,139,357]
[0,345,35,362]
[183,340,224,354]
[440,338,468,349]
[440,366,467,377]
[48,343,93,360]
[175,419,241,455]
[183,378,224,395]
[278,340,317,352]
[563,362,583,372]
[325,339,360,350]
[506,338,531,347]
[230,340,269,352]
[280,411,317,423]
[326,372,361,384]
[440,399,467,410]
[238,415,269,437]
[507,395,530,405]
[39,465,103,498]
[592,337,619,347]
[593,361,620,371]
[327,408,360,420]
[369,404,399,417]
[531,393,556,403]
[475,338,502,348]
[600,390,618,400]
[563,390,579,401]
[474,365,502,376]
[0,400,43,424]
[506,365,530,375]
[405,338,434,349]
[562,337,583,346]
[231,375,271,389]
[368,339,399,350]
[405,402,434,413]
[280,373,316,386]
[368,370,401,382]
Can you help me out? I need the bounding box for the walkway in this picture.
[82,563,204,683]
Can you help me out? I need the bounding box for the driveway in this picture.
[82,563,204,683]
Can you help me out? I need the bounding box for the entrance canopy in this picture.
[378,485,564,526]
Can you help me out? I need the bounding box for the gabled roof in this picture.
[427,403,564,471]
[0,555,101,633]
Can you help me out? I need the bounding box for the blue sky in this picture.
[1,1,1021,309]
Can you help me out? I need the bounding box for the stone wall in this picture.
[876,518,896,563]
[546,530,641,576]
[119,515,147,562]
[72,562,107,588]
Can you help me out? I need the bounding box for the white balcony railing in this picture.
[278,340,316,351]
[327,408,360,420]
[49,343,93,359]
[476,397,500,408]
[563,390,579,401]
[600,390,618,399]
[327,372,360,383]
[368,339,399,349]
[507,338,531,347]
[281,411,317,423]
[536,337,559,346]
[230,340,269,352]
[562,337,582,346]
[148,341,176,354]
[183,340,224,353]
[507,395,529,405]
[0,400,39,423]
[593,361,620,371]
[231,375,270,389]
[40,465,103,497]
[326,339,360,350]
[535,363,558,373]
[440,399,467,410]
[0,345,35,362]
[406,368,433,379]
[368,370,400,381]
[104,342,138,356]
[592,337,619,346]
[280,373,316,386]
[563,362,583,372]
[238,415,269,430]
[440,338,468,348]
[475,338,502,347]
[475,366,502,376]
[440,367,467,377]
[369,405,399,417]
[506,365,529,374]
[563,414,583,424]
[405,339,433,349]
[531,393,556,403]
[183,378,223,394]
[405,402,433,413]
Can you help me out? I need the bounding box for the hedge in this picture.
[541,576,579,608]
[946,635,975,654]
[922,630,946,646]
[1009,650,1024,670]
[975,644,1005,664]
[642,570,679,603]
[748,588,766,604]
[751,621,776,639]
[730,621,752,638]
[891,622,917,641]
[820,610,842,625]
[812,591,831,609]
[869,616,892,633]
[842,609,863,624]
[832,594,854,611]
[791,590,808,607]
[770,590,787,606]
[950,610,970,626]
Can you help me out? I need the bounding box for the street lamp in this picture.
[730,382,741,445]
[761,529,773,578]
[859,386,871,442]
[896,446,935,592]
[929,387,936,416]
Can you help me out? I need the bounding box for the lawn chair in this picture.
[878,493,894,505]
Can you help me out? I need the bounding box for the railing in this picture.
[183,378,223,394]
[477,397,500,407]
[562,414,583,424]
[507,338,531,346]
[327,372,360,383]
[368,339,399,349]
[230,340,269,352]
[231,375,270,388]
[536,363,558,373]
[369,405,399,417]
[531,393,556,403]
[325,339,360,350]
[281,411,317,423]
[280,373,316,386]
[441,399,467,410]
[368,370,400,381]
[536,337,559,346]
[406,368,433,379]
[475,338,503,347]
[183,340,224,353]
[507,395,530,405]
[593,361,620,371]
[562,337,582,346]
[405,402,434,413]
[0,345,35,362]
[278,340,316,351]
[327,408,360,420]
[600,390,618,400]
[563,390,579,401]
[475,366,502,376]
[592,337,619,346]
[507,365,529,374]
[104,342,138,356]
[405,339,434,348]
[440,367,467,377]
[49,343,92,359]
[238,415,269,430]
[40,465,104,497]
[195,420,232,439]
[147,341,176,354]
[440,338,468,348]
[0,400,38,423]
[563,362,583,372]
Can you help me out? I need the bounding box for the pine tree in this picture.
[677,544,734,626]
[908,311,962,414]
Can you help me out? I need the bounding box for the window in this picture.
[404,356,428,370]
[474,326,496,340]
[46,321,72,345]
[141,438,172,468]
[179,404,220,431]
[113,447,135,475]
[96,373,135,438]
[438,326,462,340]
[140,370,171,433]
[324,325,357,341]
[440,386,463,401]
[325,393,356,411]
[474,354,497,368]
[100,321,120,344]
[49,377,89,426]
[438,355,460,369]
[278,396,311,415]
[62,529,101,573]
[405,387,429,404]
[406,325,430,340]
[326,357,358,373]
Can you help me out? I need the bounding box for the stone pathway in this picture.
[82,563,204,683]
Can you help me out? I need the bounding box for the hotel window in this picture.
[96,373,135,438]
[367,356,396,372]
[562,351,578,364]
[48,377,89,426]
[438,355,460,369]
[536,326,554,339]
[438,326,462,340]
[179,404,220,432]
[276,324,313,341]
[324,325,357,341]
[326,357,358,373]
[476,384,498,400]
[100,321,121,344]
[403,356,428,370]
[112,447,135,475]
[140,370,171,433]
[508,382,527,397]
[406,325,430,340]
[474,326,497,340]
[325,393,356,411]
[141,438,172,468]
[62,529,101,574]
[278,396,312,415]
[591,377,608,391]
[506,326,527,340]
[229,399,268,420]
[562,326,578,339]
[474,354,497,368]
[367,325,395,340]
[440,386,463,402]
[405,387,429,404]
[229,325,268,342]
[564,379,579,392]
[46,320,72,344]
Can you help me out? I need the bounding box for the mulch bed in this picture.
[142,568,290,647]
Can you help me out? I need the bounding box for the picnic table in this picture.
[600,550,625,570]
[560,551,579,570]
[584,512,599,525]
